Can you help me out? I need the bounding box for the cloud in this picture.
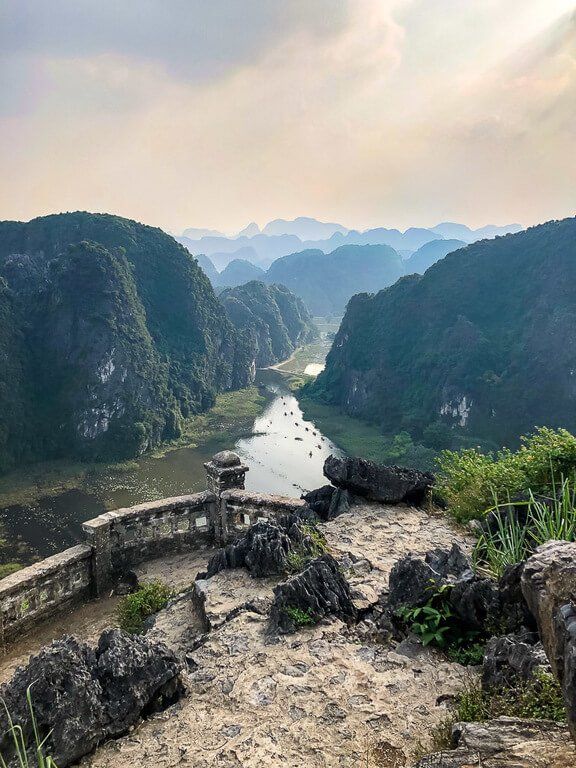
[0,0,574,230]
[0,0,350,83]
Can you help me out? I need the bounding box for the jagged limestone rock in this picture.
[302,485,350,521]
[205,515,320,579]
[482,633,551,690]
[0,629,184,767]
[521,540,576,741]
[269,553,357,633]
[388,543,471,612]
[324,455,434,505]
[415,718,573,767]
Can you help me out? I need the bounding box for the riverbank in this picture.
[0,386,268,512]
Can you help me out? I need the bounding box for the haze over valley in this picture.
[1,4,576,767]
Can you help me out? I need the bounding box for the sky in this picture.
[0,0,574,233]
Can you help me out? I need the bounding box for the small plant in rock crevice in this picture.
[283,605,315,627]
[397,583,484,665]
[0,685,58,768]
[413,671,566,762]
[285,522,328,574]
[116,580,172,634]
[455,670,566,723]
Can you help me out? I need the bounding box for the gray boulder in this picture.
[388,543,471,612]
[269,553,357,633]
[323,455,434,505]
[302,485,350,520]
[415,718,572,767]
[0,629,184,767]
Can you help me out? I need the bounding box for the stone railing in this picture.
[0,450,307,644]
[0,545,93,646]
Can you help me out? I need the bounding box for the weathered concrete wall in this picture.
[0,451,311,645]
[83,492,217,593]
[0,545,92,644]
[221,490,307,541]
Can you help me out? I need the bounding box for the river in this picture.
[0,368,342,561]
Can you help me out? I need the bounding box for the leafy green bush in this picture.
[116,580,172,634]
[284,606,315,627]
[0,685,58,767]
[437,427,576,523]
[398,583,484,665]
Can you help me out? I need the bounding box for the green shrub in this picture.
[455,671,566,723]
[437,427,576,523]
[0,685,58,767]
[116,580,172,634]
[473,474,576,577]
[284,606,315,627]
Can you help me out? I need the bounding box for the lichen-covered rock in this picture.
[205,515,320,579]
[482,633,551,690]
[323,455,434,504]
[415,718,574,767]
[269,554,357,633]
[521,541,576,741]
[0,629,184,767]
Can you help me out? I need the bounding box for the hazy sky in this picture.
[1,1,574,233]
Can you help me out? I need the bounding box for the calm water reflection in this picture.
[0,370,342,560]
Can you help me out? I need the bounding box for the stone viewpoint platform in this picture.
[0,451,306,644]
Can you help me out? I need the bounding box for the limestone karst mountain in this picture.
[219,280,318,367]
[264,243,405,316]
[215,258,266,288]
[404,238,467,274]
[0,212,254,472]
[309,217,576,451]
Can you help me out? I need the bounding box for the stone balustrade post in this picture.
[204,451,249,542]
[82,515,113,597]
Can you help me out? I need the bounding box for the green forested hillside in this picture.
[264,244,404,315]
[219,281,318,367]
[0,212,254,472]
[404,239,467,274]
[309,218,576,452]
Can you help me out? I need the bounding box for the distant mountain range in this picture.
[404,239,468,274]
[197,236,470,316]
[308,217,576,451]
[177,217,524,270]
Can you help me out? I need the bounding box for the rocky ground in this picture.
[2,500,575,767]
[81,502,473,767]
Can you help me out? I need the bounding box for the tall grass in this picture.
[0,686,58,768]
[473,474,576,577]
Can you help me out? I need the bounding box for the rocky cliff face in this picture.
[310,217,576,450]
[219,280,317,367]
[0,212,254,472]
